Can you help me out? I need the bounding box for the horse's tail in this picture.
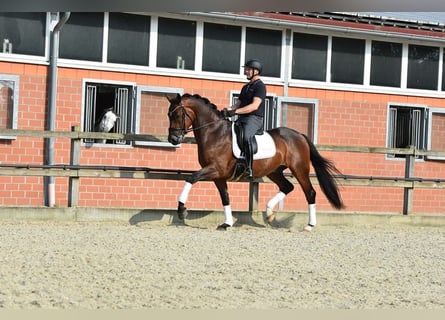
[303,134,344,209]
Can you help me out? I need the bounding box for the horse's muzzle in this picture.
[168,133,183,145]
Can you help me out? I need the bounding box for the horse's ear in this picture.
[166,93,181,103]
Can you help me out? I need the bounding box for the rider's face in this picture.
[244,67,256,80]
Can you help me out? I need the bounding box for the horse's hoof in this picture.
[267,215,275,223]
[303,225,313,232]
[216,223,231,231]
[178,207,188,220]
[263,208,275,225]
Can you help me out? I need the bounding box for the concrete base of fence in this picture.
[0,206,443,228]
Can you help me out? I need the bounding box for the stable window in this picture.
[387,104,427,159]
[0,75,19,139]
[292,32,328,81]
[157,17,196,70]
[331,37,365,85]
[60,12,104,62]
[0,12,46,56]
[245,27,282,78]
[202,22,241,74]
[107,13,150,66]
[83,81,134,145]
[407,44,439,90]
[370,40,402,87]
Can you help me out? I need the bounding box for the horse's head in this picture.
[166,93,193,145]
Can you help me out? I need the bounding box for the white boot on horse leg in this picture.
[303,203,316,232]
[178,182,192,220]
[264,191,286,225]
[217,205,234,231]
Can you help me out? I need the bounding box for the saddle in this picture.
[232,122,276,160]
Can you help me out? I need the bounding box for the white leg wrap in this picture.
[308,204,316,226]
[178,182,192,204]
[266,191,286,211]
[223,205,233,226]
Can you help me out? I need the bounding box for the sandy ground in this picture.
[0,219,443,309]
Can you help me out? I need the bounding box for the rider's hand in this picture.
[220,108,236,118]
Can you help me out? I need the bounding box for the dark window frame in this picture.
[157,17,196,70]
[292,32,328,81]
[59,12,104,62]
[0,12,46,56]
[370,40,403,88]
[245,27,282,78]
[107,13,150,66]
[331,36,365,85]
[202,22,241,74]
[407,44,440,91]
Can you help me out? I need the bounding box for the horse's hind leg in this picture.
[265,170,295,224]
[290,166,317,232]
[214,179,233,231]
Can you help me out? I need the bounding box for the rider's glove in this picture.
[220,108,236,118]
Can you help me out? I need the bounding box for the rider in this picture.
[220,59,266,178]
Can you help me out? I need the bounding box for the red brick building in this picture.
[1,12,444,215]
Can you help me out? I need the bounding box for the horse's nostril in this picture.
[168,135,180,145]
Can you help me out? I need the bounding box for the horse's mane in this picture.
[182,93,219,114]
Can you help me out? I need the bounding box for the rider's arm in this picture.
[233,97,262,115]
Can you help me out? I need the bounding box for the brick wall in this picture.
[0,61,444,215]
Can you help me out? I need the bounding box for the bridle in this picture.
[168,102,223,137]
[168,103,194,137]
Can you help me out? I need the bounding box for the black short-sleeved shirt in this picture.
[238,79,266,117]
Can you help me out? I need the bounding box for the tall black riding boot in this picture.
[244,138,254,178]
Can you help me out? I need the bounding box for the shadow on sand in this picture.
[128,208,298,230]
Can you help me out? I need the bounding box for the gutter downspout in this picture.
[45,12,70,207]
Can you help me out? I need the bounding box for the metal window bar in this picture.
[114,87,129,144]
[388,107,397,157]
[411,109,421,149]
[84,85,97,143]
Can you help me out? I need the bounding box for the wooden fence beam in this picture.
[0,129,444,215]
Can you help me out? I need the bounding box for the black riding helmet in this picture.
[243,59,262,74]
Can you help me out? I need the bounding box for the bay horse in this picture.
[167,93,344,231]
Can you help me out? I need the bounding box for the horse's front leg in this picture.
[176,166,220,221]
[177,180,192,220]
[213,179,233,231]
